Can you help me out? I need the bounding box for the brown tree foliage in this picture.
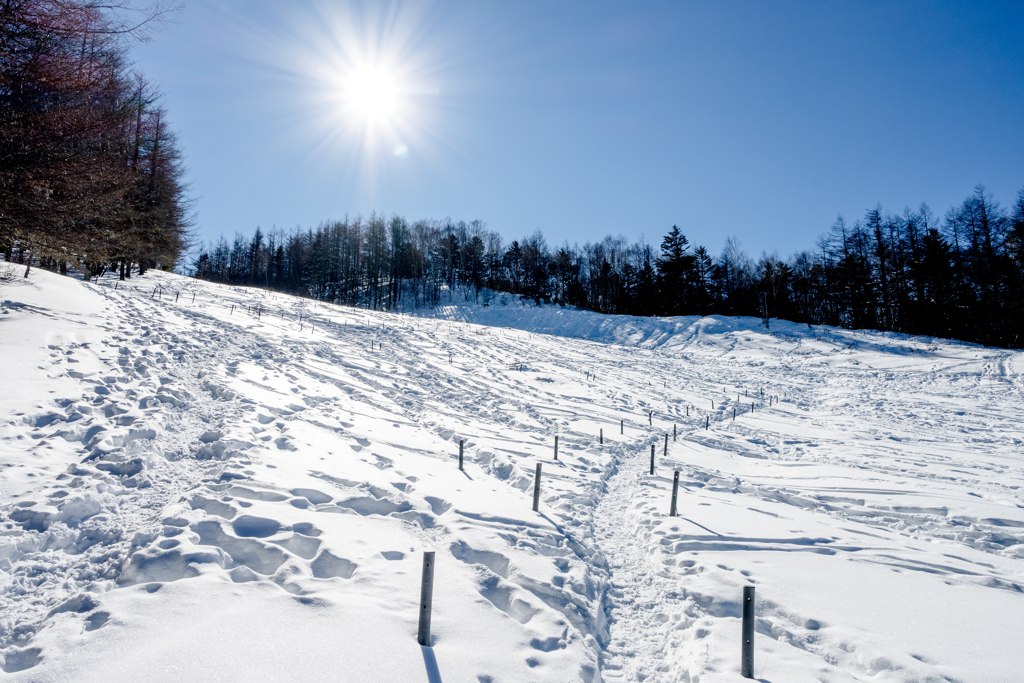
[0,0,190,278]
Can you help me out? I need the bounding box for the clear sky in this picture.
[133,0,1024,259]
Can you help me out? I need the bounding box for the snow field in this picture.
[0,270,1022,682]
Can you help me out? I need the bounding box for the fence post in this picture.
[734,408,736,421]
[674,424,677,441]
[600,429,603,445]
[650,444,655,475]
[459,440,464,471]
[192,293,196,304]
[532,463,542,512]
[175,292,179,303]
[621,419,624,434]
[741,586,755,677]
[706,416,709,430]
[664,433,668,456]
[649,410,652,425]
[670,471,679,516]
[554,435,559,460]
[417,551,436,647]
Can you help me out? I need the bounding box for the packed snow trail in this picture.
[593,437,673,682]
[1,270,1023,682]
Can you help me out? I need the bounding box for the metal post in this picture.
[649,410,652,425]
[554,435,558,460]
[532,463,542,512]
[733,408,736,421]
[417,551,435,647]
[459,440,464,471]
[664,434,668,456]
[741,586,755,677]
[650,445,655,475]
[600,429,603,445]
[621,419,623,434]
[674,424,676,441]
[670,471,679,516]
[175,292,179,303]
[705,416,709,430]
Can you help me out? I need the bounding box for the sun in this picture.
[345,65,399,125]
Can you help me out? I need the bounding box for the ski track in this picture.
[0,271,1022,681]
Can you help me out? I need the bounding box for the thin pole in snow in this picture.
[532,463,542,512]
[664,433,668,456]
[459,440,464,470]
[650,444,655,476]
[670,471,679,517]
[554,435,559,460]
[705,416,709,430]
[417,552,435,647]
[600,429,603,445]
[741,586,755,677]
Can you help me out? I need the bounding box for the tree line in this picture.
[0,0,190,280]
[191,184,1024,349]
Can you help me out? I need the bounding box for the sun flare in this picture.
[345,65,399,124]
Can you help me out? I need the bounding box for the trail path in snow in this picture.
[593,440,673,682]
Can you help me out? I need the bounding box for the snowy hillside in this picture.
[1,270,1022,683]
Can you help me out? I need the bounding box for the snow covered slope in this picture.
[1,271,1022,682]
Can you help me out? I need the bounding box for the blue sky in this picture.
[134,0,1024,259]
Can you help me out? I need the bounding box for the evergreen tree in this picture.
[655,226,696,314]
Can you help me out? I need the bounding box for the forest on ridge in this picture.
[190,185,1024,349]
